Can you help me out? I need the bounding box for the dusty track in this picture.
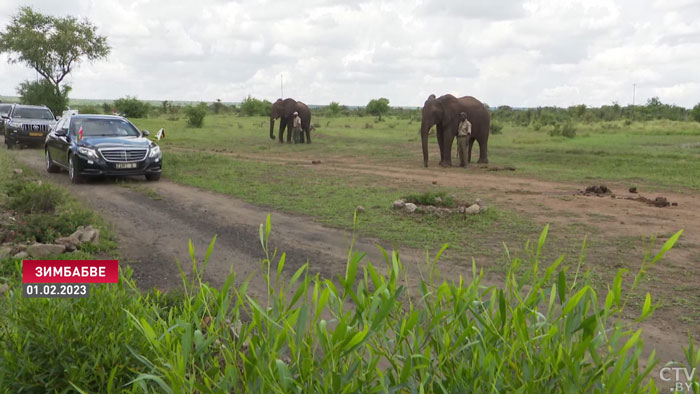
[9,146,698,384]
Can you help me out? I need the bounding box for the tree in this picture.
[327,101,340,117]
[0,7,110,97]
[114,96,150,118]
[366,97,390,120]
[185,103,207,127]
[239,95,271,116]
[212,99,224,114]
[692,103,700,123]
[16,79,70,115]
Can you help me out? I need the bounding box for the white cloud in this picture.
[0,0,699,107]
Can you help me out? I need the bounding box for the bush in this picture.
[490,121,503,135]
[7,181,64,214]
[562,122,577,138]
[16,79,69,116]
[550,122,576,138]
[239,95,272,116]
[184,103,207,127]
[113,96,150,118]
[404,191,454,207]
[75,104,101,114]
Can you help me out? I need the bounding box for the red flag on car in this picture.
[78,126,83,141]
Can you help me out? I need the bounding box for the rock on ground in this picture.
[404,203,417,213]
[27,243,66,258]
[0,246,12,259]
[464,204,480,215]
[393,199,406,209]
[70,225,100,244]
[14,251,28,259]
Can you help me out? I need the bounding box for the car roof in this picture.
[0,103,14,108]
[70,114,127,120]
[13,104,51,110]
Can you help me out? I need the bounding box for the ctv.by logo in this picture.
[660,367,697,392]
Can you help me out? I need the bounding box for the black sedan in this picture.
[45,115,162,183]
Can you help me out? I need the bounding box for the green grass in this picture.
[132,115,700,192]
[163,151,534,257]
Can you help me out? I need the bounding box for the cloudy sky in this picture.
[1,0,699,107]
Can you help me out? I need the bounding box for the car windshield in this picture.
[13,107,54,120]
[70,118,140,137]
[0,105,12,116]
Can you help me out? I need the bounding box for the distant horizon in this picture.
[2,95,691,111]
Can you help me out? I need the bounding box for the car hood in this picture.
[79,136,152,149]
[13,119,55,125]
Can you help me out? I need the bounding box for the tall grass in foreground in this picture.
[1,215,698,393]
[125,216,694,393]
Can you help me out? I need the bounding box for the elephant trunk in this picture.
[269,118,275,140]
[420,118,431,167]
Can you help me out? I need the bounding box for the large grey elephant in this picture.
[269,98,312,143]
[420,94,490,167]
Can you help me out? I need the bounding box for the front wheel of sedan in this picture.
[46,149,60,173]
[145,172,161,181]
[68,155,83,184]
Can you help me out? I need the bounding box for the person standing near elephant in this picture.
[456,112,472,167]
[292,112,302,143]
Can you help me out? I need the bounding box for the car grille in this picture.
[99,148,148,162]
[22,124,49,132]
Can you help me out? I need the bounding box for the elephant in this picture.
[420,94,490,167]
[269,98,312,143]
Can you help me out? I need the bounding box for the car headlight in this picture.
[8,121,22,128]
[77,146,98,159]
[149,145,161,158]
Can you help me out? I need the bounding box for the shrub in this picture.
[16,79,69,116]
[490,121,503,135]
[75,104,101,114]
[561,122,577,138]
[184,103,207,127]
[404,191,454,207]
[239,95,272,116]
[113,96,150,118]
[8,181,64,214]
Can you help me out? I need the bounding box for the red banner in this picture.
[22,260,119,283]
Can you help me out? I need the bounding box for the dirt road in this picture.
[10,148,437,299]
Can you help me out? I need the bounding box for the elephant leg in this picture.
[477,138,488,164]
[436,125,445,165]
[305,128,311,143]
[442,134,454,167]
[278,121,286,143]
[467,138,476,163]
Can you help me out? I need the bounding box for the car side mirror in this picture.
[142,130,150,137]
[55,128,68,136]
[1,115,8,120]
[56,116,61,121]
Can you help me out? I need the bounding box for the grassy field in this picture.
[131,114,700,191]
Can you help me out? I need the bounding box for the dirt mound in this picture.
[580,185,612,196]
[626,195,678,208]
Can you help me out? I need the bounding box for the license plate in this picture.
[29,132,43,137]
[115,163,137,169]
